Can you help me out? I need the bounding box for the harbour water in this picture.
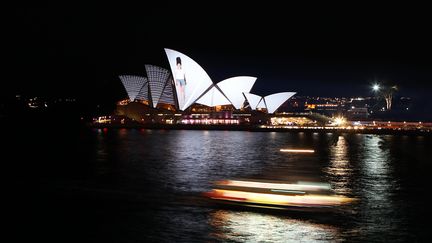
[10,127,432,242]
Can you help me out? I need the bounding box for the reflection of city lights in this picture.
[210,210,339,242]
[280,149,315,153]
[325,136,352,194]
[361,136,392,226]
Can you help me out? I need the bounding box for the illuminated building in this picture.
[196,76,257,109]
[164,48,296,113]
[243,92,296,113]
[346,107,369,119]
[117,48,297,124]
[145,64,176,108]
[119,75,148,102]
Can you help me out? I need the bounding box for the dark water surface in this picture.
[9,127,432,242]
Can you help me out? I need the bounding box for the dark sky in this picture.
[5,3,432,105]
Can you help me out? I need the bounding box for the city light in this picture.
[280,149,315,153]
[333,116,346,126]
[372,84,380,91]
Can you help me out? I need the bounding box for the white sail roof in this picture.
[243,93,263,110]
[164,48,213,111]
[195,85,231,107]
[119,75,147,101]
[145,64,171,108]
[217,76,257,109]
[264,92,296,113]
[256,98,267,109]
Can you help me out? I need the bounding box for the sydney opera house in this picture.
[115,49,296,125]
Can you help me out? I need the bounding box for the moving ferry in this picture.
[203,179,355,210]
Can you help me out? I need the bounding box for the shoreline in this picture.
[89,123,432,136]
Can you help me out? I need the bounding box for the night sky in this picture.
[6,3,432,109]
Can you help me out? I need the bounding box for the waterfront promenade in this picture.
[90,122,432,135]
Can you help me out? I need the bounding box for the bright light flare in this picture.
[280,149,315,153]
[372,84,380,91]
[333,117,346,126]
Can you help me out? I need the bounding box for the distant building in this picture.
[346,107,369,119]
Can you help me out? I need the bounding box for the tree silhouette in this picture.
[372,83,398,110]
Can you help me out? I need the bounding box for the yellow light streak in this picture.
[210,189,354,207]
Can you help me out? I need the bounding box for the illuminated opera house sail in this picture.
[119,48,296,113]
[243,92,296,113]
[196,76,257,109]
[119,75,148,102]
[119,66,175,109]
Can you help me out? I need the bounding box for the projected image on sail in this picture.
[164,48,213,111]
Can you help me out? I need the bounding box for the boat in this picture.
[203,179,355,211]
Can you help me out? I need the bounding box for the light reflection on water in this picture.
[361,135,391,192]
[357,135,396,237]
[84,129,431,241]
[210,210,339,243]
[326,136,353,195]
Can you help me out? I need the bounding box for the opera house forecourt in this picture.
[112,48,296,127]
